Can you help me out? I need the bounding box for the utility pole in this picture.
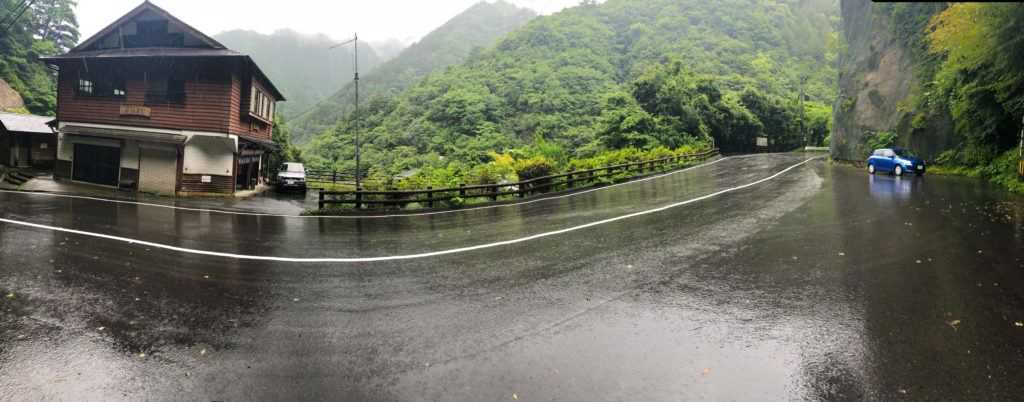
[1018,115,1023,177]
[798,75,808,148]
[330,33,361,189]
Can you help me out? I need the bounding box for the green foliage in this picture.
[0,0,79,115]
[303,0,838,175]
[862,131,898,156]
[288,1,537,143]
[513,155,556,181]
[266,114,304,177]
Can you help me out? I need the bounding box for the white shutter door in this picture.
[139,147,177,194]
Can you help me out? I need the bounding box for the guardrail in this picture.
[318,149,720,210]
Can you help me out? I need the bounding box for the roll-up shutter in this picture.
[138,147,178,194]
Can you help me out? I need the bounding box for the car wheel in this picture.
[868,164,875,174]
[894,165,903,176]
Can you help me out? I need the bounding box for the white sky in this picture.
[74,0,583,46]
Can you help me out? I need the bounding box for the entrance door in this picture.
[72,143,121,186]
[16,134,30,167]
[138,147,178,194]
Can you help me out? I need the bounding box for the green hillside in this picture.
[0,0,78,115]
[304,0,839,176]
[287,0,537,145]
[213,29,383,118]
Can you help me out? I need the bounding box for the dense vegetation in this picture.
[873,3,1024,191]
[286,0,537,145]
[302,0,839,180]
[213,29,382,119]
[0,0,79,115]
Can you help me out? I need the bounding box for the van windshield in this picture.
[282,164,304,172]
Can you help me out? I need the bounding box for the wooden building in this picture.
[0,111,57,169]
[41,1,284,195]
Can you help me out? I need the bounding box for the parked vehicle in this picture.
[277,162,307,193]
[867,148,926,176]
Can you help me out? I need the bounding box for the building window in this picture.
[249,84,274,121]
[146,73,186,104]
[77,78,94,95]
[76,74,126,97]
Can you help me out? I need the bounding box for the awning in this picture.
[237,133,281,152]
[61,125,187,144]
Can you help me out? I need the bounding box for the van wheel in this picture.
[894,165,903,176]
[868,164,876,174]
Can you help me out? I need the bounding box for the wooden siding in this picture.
[30,135,57,166]
[228,66,274,141]
[55,159,72,180]
[180,173,233,194]
[56,59,234,134]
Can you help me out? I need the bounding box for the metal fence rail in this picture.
[318,149,720,210]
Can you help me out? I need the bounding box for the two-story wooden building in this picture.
[41,1,284,195]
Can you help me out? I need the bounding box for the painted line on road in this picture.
[0,155,735,219]
[0,156,823,263]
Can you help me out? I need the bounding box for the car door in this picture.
[881,149,896,171]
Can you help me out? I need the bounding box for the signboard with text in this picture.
[119,105,152,118]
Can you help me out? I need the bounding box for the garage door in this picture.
[138,147,178,194]
[72,143,120,186]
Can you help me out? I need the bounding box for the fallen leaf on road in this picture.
[138,352,146,358]
[292,298,300,303]
[1015,322,1023,327]
[495,296,504,301]
[200,348,207,356]
[512,392,518,400]
[948,320,961,331]
[838,252,845,256]
[898,389,907,394]
[702,368,710,377]
[5,292,13,299]
[97,326,105,331]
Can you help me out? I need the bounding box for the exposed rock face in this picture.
[831,0,954,161]
[0,78,25,111]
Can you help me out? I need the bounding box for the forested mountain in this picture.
[304,0,838,176]
[213,29,383,118]
[832,1,1023,191]
[287,0,537,145]
[0,0,79,115]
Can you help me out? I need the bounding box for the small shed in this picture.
[0,111,56,168]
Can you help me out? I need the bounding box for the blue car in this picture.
[867,148,926,176]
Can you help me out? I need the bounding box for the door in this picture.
[16,134,30,167]
[138,147,178,194]
[72,143,121,186]
[882,149,896,171]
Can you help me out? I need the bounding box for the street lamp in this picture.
[330,34,362,189]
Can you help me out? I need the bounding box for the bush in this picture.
[514,156,556,181]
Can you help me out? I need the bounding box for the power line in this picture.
[0,0,29,31]
[0,0,34,40]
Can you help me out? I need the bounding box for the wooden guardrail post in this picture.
[355,188,363,210]
[459,184,466,198]
[490,183,498,201]
[332,170,337,184]
[426,186,434,208]
[318,191,325,209]
[566,172,573,189]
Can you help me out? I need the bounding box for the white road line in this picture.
[0,155,735,219]
[0,156,822,263]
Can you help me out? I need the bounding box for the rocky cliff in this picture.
[831,0,953,161]
[0,78,25,112]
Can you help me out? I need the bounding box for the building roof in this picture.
[70,1,226,53]
[0,112,56,134]
[41,1,285,101]
[41,48,246,60]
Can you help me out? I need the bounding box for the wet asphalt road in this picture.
[2,153,1023,400]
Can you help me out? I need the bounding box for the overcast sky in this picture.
[74,0,582,46]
